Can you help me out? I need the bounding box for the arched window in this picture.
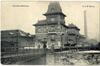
[51,8,55,12]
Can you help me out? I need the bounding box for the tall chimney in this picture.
[99,3,100,42]
[84,10,88,38]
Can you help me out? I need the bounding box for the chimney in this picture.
[99,4,100,42]
[84,10,88,38]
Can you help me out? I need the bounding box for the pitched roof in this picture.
[43,2,66,17]
[33,19,68,28]
[67,23,80,30]
[46,2,62,14]
[34,20,57,26]
[1,29,35,38]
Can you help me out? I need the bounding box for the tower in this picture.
[34,2,68,49]
[43,2,66,22]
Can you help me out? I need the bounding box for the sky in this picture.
[1,1,100,41]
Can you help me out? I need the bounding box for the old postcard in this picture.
[1,0,100,65]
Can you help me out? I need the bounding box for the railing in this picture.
[1,49,47,64]
[1,49,46,58]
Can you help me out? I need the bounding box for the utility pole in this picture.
[84,10,88,38]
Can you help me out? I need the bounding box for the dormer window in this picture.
[51,8,55,12]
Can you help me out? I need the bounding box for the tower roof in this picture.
[44,2,66,16]
[47,2,62,13]
[68,23,80,30]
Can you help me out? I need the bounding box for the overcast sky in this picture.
[1,1,100,41]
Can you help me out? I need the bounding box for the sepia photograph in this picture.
[1,0,100,65]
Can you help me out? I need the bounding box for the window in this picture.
[11,44,14,46]
[49,25,55,32]
[51,18,55,21]
[51,8,55,12]
[51,35,55,41]
[37,26,42,33]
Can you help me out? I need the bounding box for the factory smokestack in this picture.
[84,10,88,38]
[99,4,100,42]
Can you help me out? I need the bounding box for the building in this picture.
[34,2,82,49]
[34,2,67,49]
[1,29,35,53]
[64,23,80,47]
